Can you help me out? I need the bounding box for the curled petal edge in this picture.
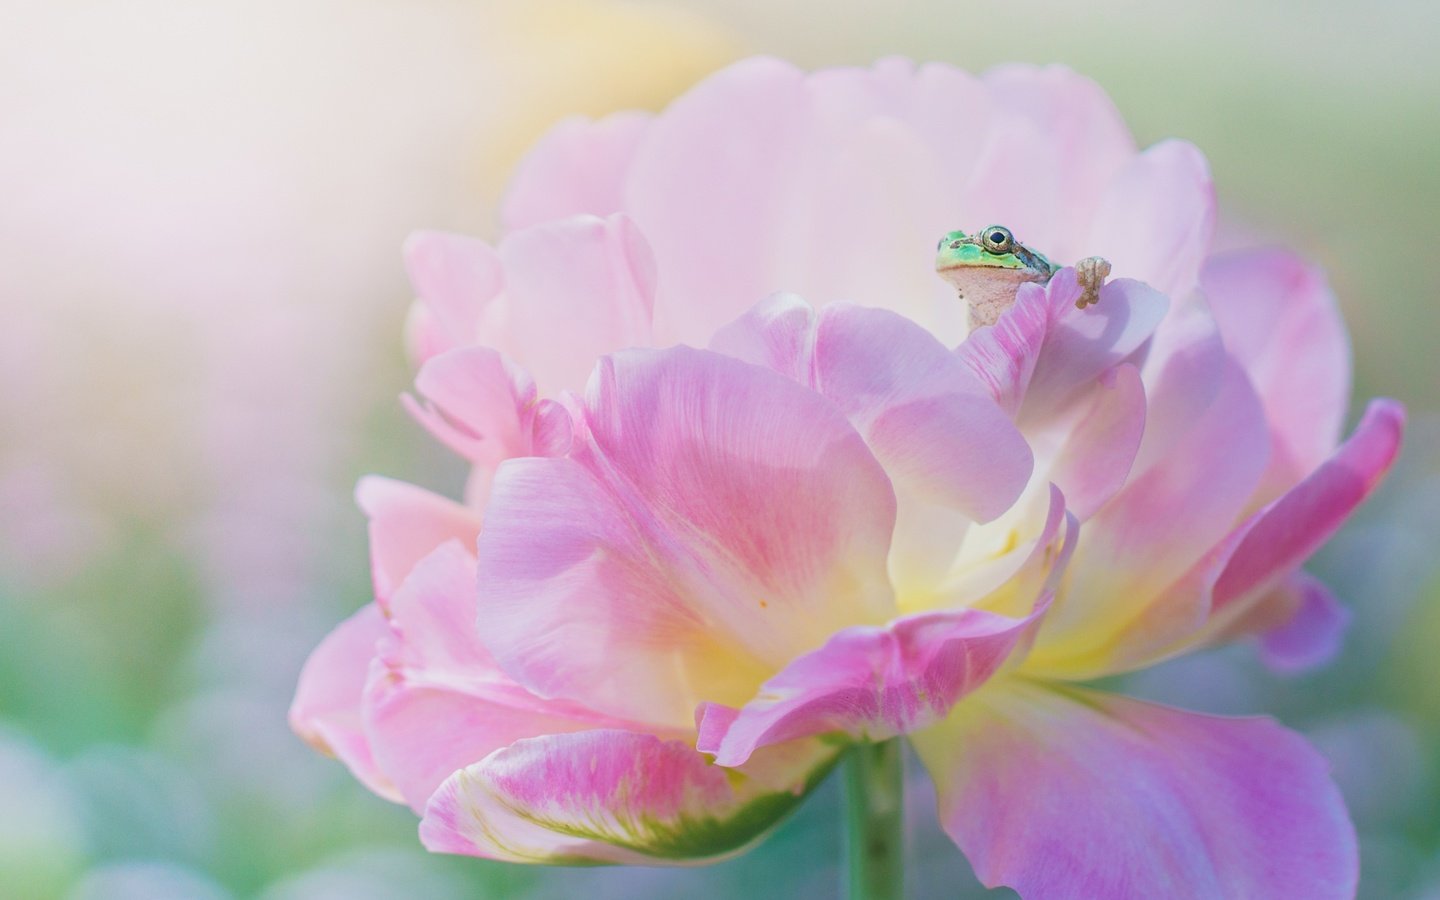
[419,729,840,865]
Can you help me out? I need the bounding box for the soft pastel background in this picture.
[2,1,1437,897]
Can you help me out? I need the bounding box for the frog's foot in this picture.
[1074,256,1112,309]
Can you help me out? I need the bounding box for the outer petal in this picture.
[1083,139,1215,299]
[964,64,1136,259]
[363,543,627,812]
[354,476,482,605]
[1201,248,1352,498]
[695,605,1044,766]
[711,296,1032,522]
[501,112,652,232]
[494,213,657,396]
[911,680,1357,900]
[476,347,897,728]
[402,231,504,363]
[627,58,962,346]
[629,58,1138,348]
[1028,357,1269,674]
[287,604,401,803]
[402,346,538,467]
[1212,399,1405,611]
[1130,293,1228,473]
[1098,399,1404,676]
[1257,573,1352,674]
[419,731,838,865]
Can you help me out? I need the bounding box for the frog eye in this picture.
[982,226,1014,254]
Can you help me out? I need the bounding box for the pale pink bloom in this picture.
[293,58,1402,895]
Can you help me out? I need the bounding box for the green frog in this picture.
[935,225,1110,330]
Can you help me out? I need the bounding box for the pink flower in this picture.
[292,58,1402,896]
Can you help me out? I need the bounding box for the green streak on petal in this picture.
[499,752,841,863]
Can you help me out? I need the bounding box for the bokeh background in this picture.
[3,1,1438,897]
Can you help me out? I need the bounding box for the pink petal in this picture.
[1258,573,1351,674]
[362,542,623,812]
[963,65,1136,259]
[494,213,657,396]
[403,346,537,463]
[1031,356,1269,671]
[1213,399,1405,609]
[712,297,1033,522]
[1019,273,1169,425]
[1130,294,1228,473]
[696,605,1045,766]
[953,283,1049,415]
[355,476,482,605]
[1046,363,1147,520]
[1201,248,1351,497]
[624,59,1001,347]
[475,347,897,728]
[1083,139,1216,298]
[402,231,504,362]
[287,604,401,803]
[954,273,1166,425]
[419,730,838,864]
[1095,399,1403,675]
[912,680,1357,899]
[501,112,652,232]
[400,347,555,509]
[622,58,811,347]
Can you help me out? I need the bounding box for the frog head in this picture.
[934,225,1057,328]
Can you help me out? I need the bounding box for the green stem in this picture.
[842,739,905,900]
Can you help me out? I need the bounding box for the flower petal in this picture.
[1257,573,1351,674]
[402,346,538,466]
[622,57,810,346]
[1083,139,1215,298]
[911,680,1357,900]
[1213,398,1405,610]
[1027,356,1269,675]
[955,273,1166,427]
[419,730,838,865]
[963,65,1136,259]
[1201,248,1351,498]
[476,347,897,728]
[1045,363,1146,520]
[953,283,1049,416]
[923,482,1073,626]
[400,346,550,505]
[402,231,504,363]
[355,476,482,605]
[812,304,1033,522]
[623,58,1012,347]
[1097,399,1402,676]
[501,112,652,232]
[1019,274,1169,425]
[363,543,624,812]
[1130,293,1228,473]
[712,296,1033,522]
[287,604,401,803]
[696,605,1045,766]
[494,213,657,396]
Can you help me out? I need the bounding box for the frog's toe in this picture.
[1075,256,1112,308]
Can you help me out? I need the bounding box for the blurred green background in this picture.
[2,1,1436,897]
